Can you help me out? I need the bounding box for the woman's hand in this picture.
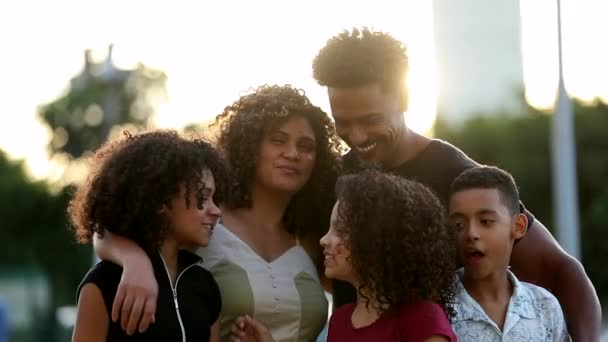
[231,315,275,342]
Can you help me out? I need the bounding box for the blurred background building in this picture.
[433,0,526,122]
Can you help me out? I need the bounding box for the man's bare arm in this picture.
[93,232,158,334]
[510,219,601,342]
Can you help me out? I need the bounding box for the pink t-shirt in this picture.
[327,300,457,342]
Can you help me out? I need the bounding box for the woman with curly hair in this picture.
[70,130,227,342]
[198,84,342,341]
[233,169,457,342]
[93,85,343,341]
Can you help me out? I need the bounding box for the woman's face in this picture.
[255,115,317,194]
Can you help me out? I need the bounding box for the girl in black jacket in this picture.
[70,130,227,342]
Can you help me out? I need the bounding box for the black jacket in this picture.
[77,250,221,341]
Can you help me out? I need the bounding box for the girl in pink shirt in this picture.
[321,170,457,342]
[233,169,458,342]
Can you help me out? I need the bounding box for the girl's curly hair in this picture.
[335,169,456,319]
[68,130,228,254]
[211,85,343,243]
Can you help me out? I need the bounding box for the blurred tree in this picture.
[436,98,608,308]
[10,46,168,340]
[39,45,167,159]
[0,150,91,340]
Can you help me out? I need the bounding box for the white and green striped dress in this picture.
[197,223,328,342]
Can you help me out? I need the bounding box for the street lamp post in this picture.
[551,0,581,260]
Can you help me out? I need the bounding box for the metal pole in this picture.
[551,0,581,259]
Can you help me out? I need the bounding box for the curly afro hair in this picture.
[334,169,456,318]
[68,130,228,253]
[313,27,408,95]
[211,85,343,268]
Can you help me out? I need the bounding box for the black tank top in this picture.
[77,250,221,341]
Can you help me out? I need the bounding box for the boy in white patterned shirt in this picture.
[448,166,569,342]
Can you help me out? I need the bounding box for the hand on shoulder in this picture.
[113,251,158,335]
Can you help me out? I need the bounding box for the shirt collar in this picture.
[505,270,536,319]
[150,249,203,271]
[454,268,536,322]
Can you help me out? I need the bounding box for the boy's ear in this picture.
[512,213,528,240]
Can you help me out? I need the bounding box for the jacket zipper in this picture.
[160,254,197,342]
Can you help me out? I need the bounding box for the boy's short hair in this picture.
[450,166,520,215]
[312,27,408,96]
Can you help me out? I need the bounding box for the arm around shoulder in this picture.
[93,231,159,334]
[93,231,147,266]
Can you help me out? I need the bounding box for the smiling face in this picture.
[319,201,356,284]
[328,83,406,167]
[255,115,317,194]
[449,188,527,281]
[164,169,222,248]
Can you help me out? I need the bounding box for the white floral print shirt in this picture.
[451,269,570,342]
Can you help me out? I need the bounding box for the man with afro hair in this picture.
[313,27,599,341]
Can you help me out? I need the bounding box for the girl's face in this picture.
[255,115,317,195]
[165,169,221,248]
[320,201,356,283]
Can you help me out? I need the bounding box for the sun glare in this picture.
[10,0,437,181]
[147,1,438,135]
[520,0,608,109]
[1,0,605,180]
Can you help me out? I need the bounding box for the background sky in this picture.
[0,0,606,182]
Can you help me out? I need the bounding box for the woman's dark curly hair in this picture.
[68,130,228,254]
[334,169,456,319]
[212,85,343,242]
[313,27,408,101]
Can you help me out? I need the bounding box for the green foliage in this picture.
[0,151,91,308]
[39,62,166,159]
[435,99,608,306]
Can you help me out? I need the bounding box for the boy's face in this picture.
[448,188,527,280]
[328,83,405,167]
[319,201,355,283]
